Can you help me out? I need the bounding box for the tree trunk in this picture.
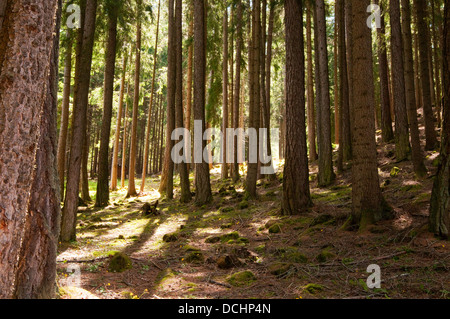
[175,0,192,202]
[222,8,229,179]
[315,0,335,187]
[126,15,142,198]
[141,0,160,194]
[429,1,449,238]
[57,33,73,200]
[376,0,394,143]
[401,0,427,178]
[349,0,391,230]
[0,0,59,298]
[414,0,438,150]
[121,82,130,188]
[193,0,212,205]
[61,0,97,242]
[282,0,312,215]
[306,1,317,163]
[390,0,411,162]
[96,2,119,207]
[81,106,92,202]
[232,0,243,183]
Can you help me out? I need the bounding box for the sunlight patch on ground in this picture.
[140,215,187,252]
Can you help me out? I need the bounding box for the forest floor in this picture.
[56,130,449,300]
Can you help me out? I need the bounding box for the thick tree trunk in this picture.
[0,0,59,298]
[349,0,391,230]
[81,106,92,202]
[282,0,312,215]
[61,0,97,242]
[429,1,450,238]
[193,0,212,205]
[401,0,427,178]
[390,0,411,162]
[315,0,335,187]
[96,3,119,207]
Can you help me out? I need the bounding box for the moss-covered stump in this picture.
[108,252,132,272]
[227,270,257,287]
[268,224,282,234]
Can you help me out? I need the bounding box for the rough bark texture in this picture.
[222,8,229,180]
[193,0,212,205]
[0,0,58,298]
[414,0,438,150]
[429,1,450,238]
[282,0,312,215]
[96,2,119,207]
[401,0,427,178]
[306,1,317,162]
[349,0,390,230]
[376,0,394,143]
[390,0,411,161]
[315,0,335,187]
[61,0,97,242]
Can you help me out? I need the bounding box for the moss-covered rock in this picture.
[227,270,257,287]
[268,262,295,277]
[311,214,336,226]
[108,252,132,272]
[162,233,179,242]
[304,283,324,294]
[268,224,282,234]
[184,251,204,264]
[217,255,242,269]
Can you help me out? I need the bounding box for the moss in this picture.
[182,245,201,252]
[238,201,249,210]
[390,166,401,177]
[304,283,324,294]
[221,207,234,213]
[108,252,132,272]
[310,214,336,226]
[400,184,422,192]
[184,251,204,264]
[156,268,178,285]
[162,233,179,243]
[205,236,221,244]
[268,224,282,234]
[268,262,295,277]
[220,222,233,229]
[255,244,266,254]
[316,247,336,263]
[227,270,257,287]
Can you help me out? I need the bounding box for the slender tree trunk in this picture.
[81,106,92,202]
[401,0,427,178]
[233,0,243,182]
[306,1,317,162]
[175,0,192,202]
[222,8,229,179]
[376,0,394,143]
[185,5,194,172]
[193,0,212,205]
[315,0,335,187]
[127,16,142,198]
[414,0,438,150]
[429,1,450,238]
[96,3,119,207]
[61,0,97,242]
[141,0,160,194]
[431,0,442,128]
[57,33,73,200]
[349,0,391,230]
[121,83,130,188]
[390,0,411,162]
[282,0,312,215]
[0,0,59,298]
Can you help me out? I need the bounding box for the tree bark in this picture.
[61,0,97,242]
[193,0,212,205]
[222,8,229,180]
[429,1,450,238]
[306,1,317,163]
[233,0,243,182]
[96,2,119,206]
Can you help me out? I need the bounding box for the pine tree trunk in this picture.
[414,0,438,150]
[121,82,130,188]
[315,0,335,187]
[306,1,317,163]
[390,0,411,161]
[61,0,97,242]
[0,0,59,298]
[57,33,73,200]
[96,3,119,206]
[282,0,312,215]
[376,0,394,143]
[141,0,160,193]
[193,0,212,205]
[222,8,229,179]
[401,0,427,178]
[233,0,243,182]
[429,1,450,238]
[126,16,142,198]
[349,0,391,230]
